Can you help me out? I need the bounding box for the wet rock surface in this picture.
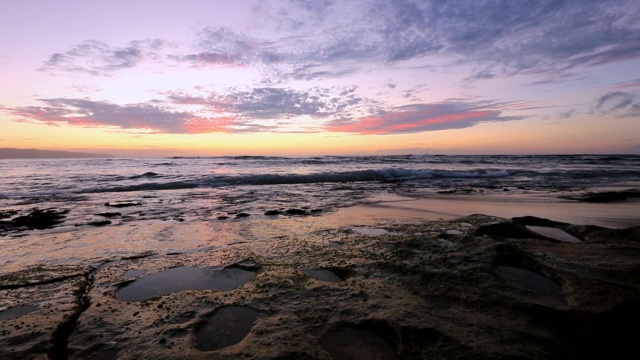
[562,188,640,202]
[1,215,639,359]
[0,208,69,231]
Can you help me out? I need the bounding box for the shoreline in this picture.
[337,192,640,229]
[1,189,639,358]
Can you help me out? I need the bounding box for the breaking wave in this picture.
[80,168,511,193]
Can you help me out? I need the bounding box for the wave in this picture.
[79,168,511,193]
[129,172,160,179]
[80,181,199,193]
[224,168,510,185]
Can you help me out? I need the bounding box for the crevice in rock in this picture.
[0,274,83,291]
[47,267,96,360]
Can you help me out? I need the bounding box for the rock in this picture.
[285,208,307,215]
[0,210,18,220]
[563,189,640,203]
[105,201,141,208]
[86,220,112,227]
[95,212,121,218]
[10,208,69,229]
[475,221,546,239]
[264,210,281,216]
[235,213,251,218]
[437,189,457,194]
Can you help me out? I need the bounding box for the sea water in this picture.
[1,154,639,271]
[2,154,639,212]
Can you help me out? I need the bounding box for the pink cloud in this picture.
[325,102,523,135]
[183,117,235,134]
[7,99,235,134]
[613,79,640,90]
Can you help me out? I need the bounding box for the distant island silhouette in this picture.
[0,148,113,159]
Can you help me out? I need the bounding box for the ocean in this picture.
[1,154,639,223]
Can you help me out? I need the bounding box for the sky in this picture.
[1,0,639,157]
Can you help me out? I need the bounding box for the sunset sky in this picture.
[1,0,639,156]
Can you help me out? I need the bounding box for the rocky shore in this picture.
[1,208,639,359]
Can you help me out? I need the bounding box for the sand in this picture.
[1,192,639,359]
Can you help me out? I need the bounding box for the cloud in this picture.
[170,27,274,67]
[4,85,367,134]
[613,79,640,90]
[558,109,576,119]
[324,101,524,134]
[40,1,640,82]
[168,86,363,120]
[7,98,234,134]
[40,39,167,75]
[245,0,640,81]
[594,91,640,117]
[4,88,525,136]
[367,0,640,75]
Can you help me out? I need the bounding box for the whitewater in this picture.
[1,155,639,213]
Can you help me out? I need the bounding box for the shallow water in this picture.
[305,269,343,282]
[116,266,256,302]
[525,225,581,243]
[352,228,389,236]
[0,304,39,321]
[194,306,259,351]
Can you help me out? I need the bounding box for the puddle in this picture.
[525,226,581,243]
[305,266,354,282]
[305,269,343,282]
[495,266,566,306]
[352,228,388,236]
[123,269,146,279]
[116,266,256,302]
[194,306,259,351]
[320,327,398,360]
[0,304,39,321]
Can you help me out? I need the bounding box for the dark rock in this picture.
[475,221,546,240]
[0,210,18,220]
[264,210,281,216]
[235,213,251,218]
[87,220,111,227]
[285,208,307,216]
[217,216,229,220]
[10,208,69,229]
[95,212,121,218]
[437,189,457,194]
[512,216,568,228]
[562,189,640,203]
[105,202,141,208]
